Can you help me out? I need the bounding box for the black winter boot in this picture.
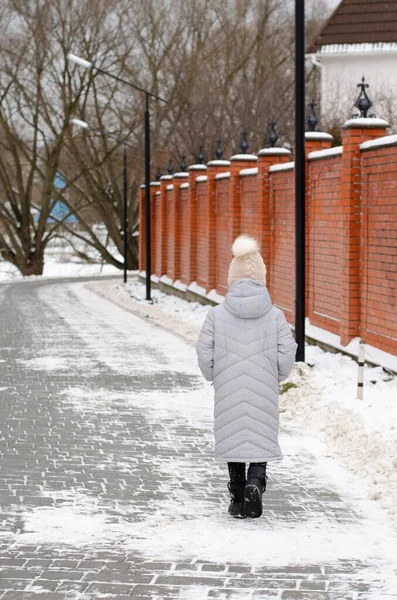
[244,463,267,518]
[227,481,246,518]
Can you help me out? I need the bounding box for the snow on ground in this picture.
[89,278,211,341]
[89,277,397,526]
[0,232,122,282]
[2,278,397,597]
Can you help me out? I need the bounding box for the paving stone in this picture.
[85,582,134,594]
[0,581,29,592]
[39,570,83,581]
[25,579,59,592]
[0,279,392,600]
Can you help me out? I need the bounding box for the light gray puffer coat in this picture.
[196,279,297,463]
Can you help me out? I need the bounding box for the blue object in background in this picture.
[34,172,78,224]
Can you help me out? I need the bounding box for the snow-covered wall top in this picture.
[240,167,258,176]
[360,134,397,151]
[309,147,343,161]
[215,172,230,180]
[269,161,294,173]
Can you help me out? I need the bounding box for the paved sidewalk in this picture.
[0,279,396,600]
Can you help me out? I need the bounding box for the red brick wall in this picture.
[269,168,295,322]
[179,186,189,284]
[153,191,162,276]
[308,155,342,334]
[196,181,209,290]
[361,145,397,355]
[140,123,397,357]
[165,186,175,280]
[240,174,260,242]
[215,178,231,295]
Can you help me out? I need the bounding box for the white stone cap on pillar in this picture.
[230,153,258,161]
[188,164,207,171]
[159,175,173,181]
[207,160,231,167]
[257,148,291,156]
[305,132,333,141]
[343,117,389,129]
[139,184,145,189]
[173,172,189,178]
[150,182,160,187]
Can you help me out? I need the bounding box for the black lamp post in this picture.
[295,0,305,362]
[67,53,167,300]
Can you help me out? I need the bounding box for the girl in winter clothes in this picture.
[196,235,297,518]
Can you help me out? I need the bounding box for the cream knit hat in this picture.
[228,235,267,288]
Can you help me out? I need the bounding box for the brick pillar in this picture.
[156,175,173,277]
[229,153,258,240]
[305,132,333,321]
[340,118,389,345]
[168,172,188,283]
[257,148,291,291]
[206,160,231,293]
[182,165,207,286]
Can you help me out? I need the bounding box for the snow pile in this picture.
[280,349,397,522]
[89,278,210,342]
[89,278,397,526]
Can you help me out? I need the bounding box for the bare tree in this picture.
[0,0,332,276]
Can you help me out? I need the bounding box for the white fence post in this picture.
[357,339,365,400]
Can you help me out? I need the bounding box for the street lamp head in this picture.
[71,118,90,130]
[67,53,93,70]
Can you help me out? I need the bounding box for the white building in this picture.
[308,0,397,124]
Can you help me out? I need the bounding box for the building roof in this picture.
[310,0,397,53]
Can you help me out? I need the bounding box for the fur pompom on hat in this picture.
[228,235,267,288]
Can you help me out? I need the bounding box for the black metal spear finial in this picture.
[306,101,319,131]
[353,76,375,118]
[240,129,249,154]
[215,137,223,159]
[266,120,279,147]
[180,154,187,172]
[155,167,162,181]
[167,159,174,175]
[197,144,205,164]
